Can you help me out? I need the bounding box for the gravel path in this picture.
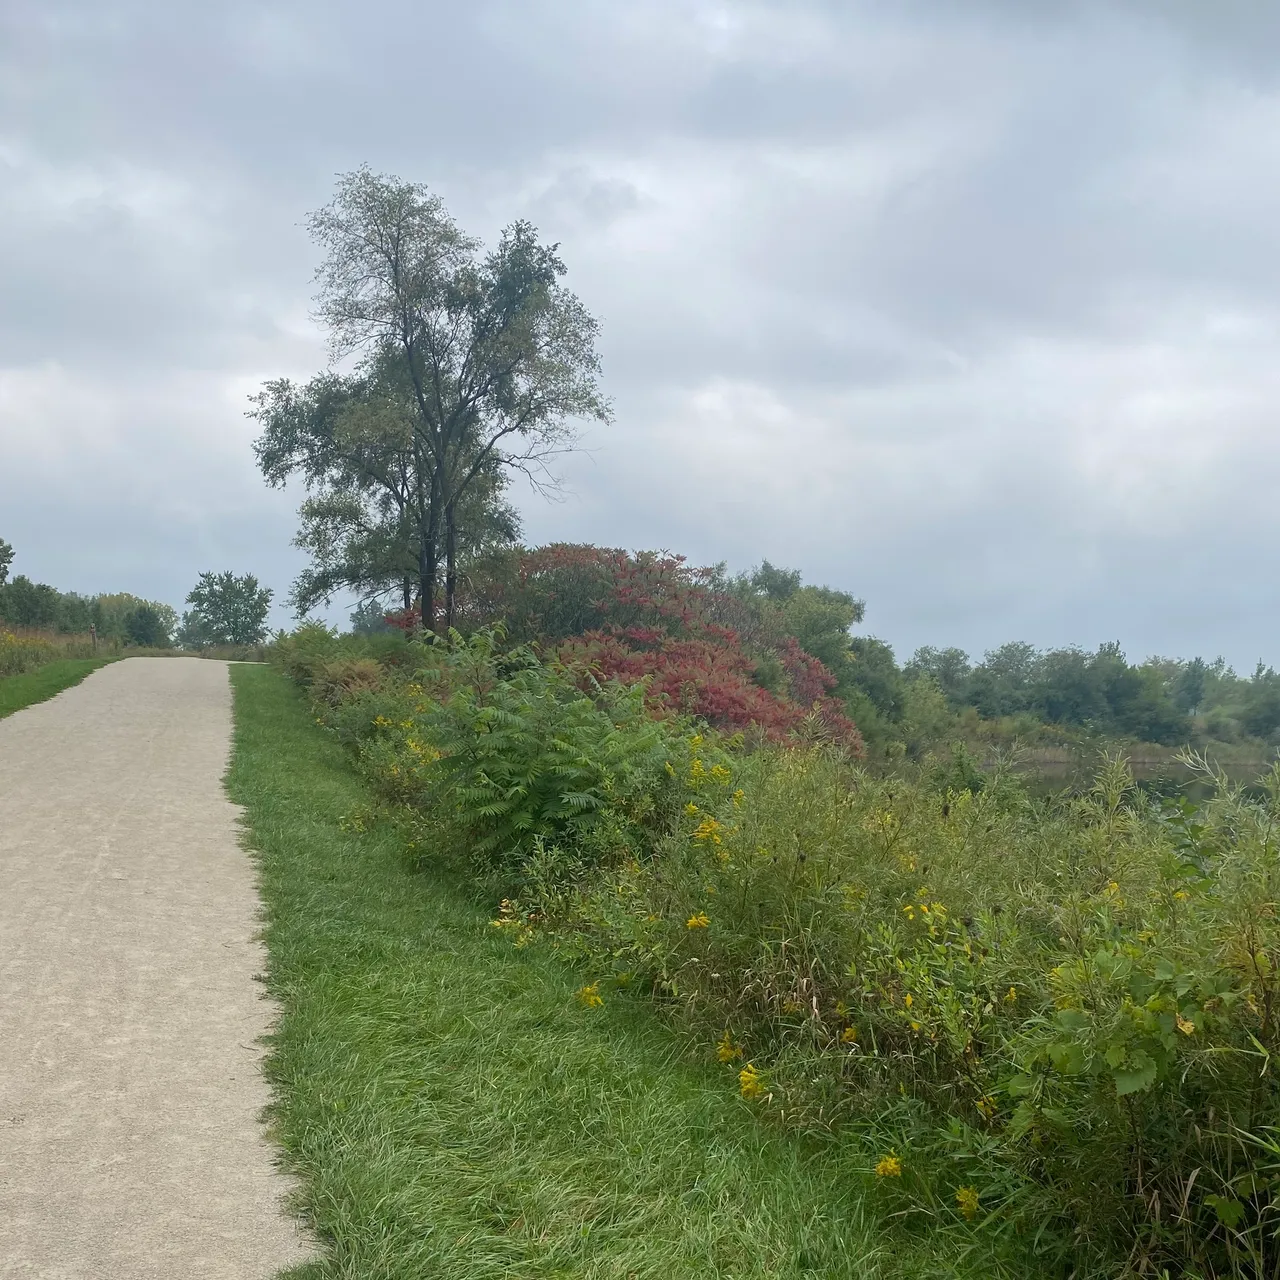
[0,658,313,1279]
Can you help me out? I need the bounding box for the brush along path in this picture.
[228,664,912,1280]
[0,658,312,1279]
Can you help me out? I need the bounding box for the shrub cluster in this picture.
[283,624,1280,1278]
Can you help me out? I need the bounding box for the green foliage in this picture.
[511,746,1280,1275]
[273,167,610,633]
[227,665,916,1280]
[285,621,1280,1275]
[350,630,683,875]
[181,570,273,647]
[0,537,12,587]
[122,603,170,648]
[0,547,175,646]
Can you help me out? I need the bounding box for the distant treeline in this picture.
[845,639,1280,753]
[0,537,176,648]
[0,576,177,647]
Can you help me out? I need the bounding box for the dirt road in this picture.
[0,658,312,1278]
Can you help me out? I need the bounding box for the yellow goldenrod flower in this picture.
[1004,987,1017,1004]
[841,1026,858,1044]
[1173,890,1190,901]
[903,993,913,1008]
[956,1185,980,1220]
[710,764,732,784]
[685,802,700,816]
[575,982,604,1009]
[875,1153,903,1178]
[733,788,745,806]
[692,817,723,845]
[689,734,703,748]
[686,912,710,929]
[690,758,706,781]
[716,1029,743,1062]
[738,1062,765,1099]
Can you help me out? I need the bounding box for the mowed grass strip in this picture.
[0,657,113,719]
[230,665,904,1280]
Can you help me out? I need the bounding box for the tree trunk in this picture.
[419,468,442,635]
[444,498,458,635]
[402,578,412,613]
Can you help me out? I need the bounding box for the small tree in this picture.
[123,603,172,648]
[181,572,273,647]
[0,537,13,587]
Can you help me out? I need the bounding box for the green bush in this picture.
[351,631,689,876]
[511,747,1280,1275]
[284,622,1280,1276]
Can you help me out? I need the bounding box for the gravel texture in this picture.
[0,658,313,1278]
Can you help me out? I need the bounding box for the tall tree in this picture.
[180,571,273,647]
[252,363,520,617]
[304,167,610,632]
[0,537,12,587]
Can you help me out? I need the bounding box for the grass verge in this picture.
[0,657,114,719]
[228,664,942,1280]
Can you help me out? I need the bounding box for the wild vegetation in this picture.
[237,171,1280,1277]
[230,663,918,1279]
[267,538,1280,1278]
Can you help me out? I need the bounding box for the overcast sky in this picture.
[2,1,1279,668]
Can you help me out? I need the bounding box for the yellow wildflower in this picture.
[665,760,676,776]
[903,993,913,1008]
[841,1026,859,1044]
[716,1030,743,1062]
[733,789,746,806]
[690,758,706,781]
[692,817,723,844]
[910,1021,922,1032]
[1176,1014,1196,1036]
[685,802,700,816]
[689,734,703,748]
[1173,890,1190,901]
[738,1062,766,1099]
[875,1153,903,1178]
[686,912,710,929]
[1004,987,1017,1004]
[976,1096,997,1120]
[956,1185,980,1220]
[576,982,604,1009]
[710,764,732,784]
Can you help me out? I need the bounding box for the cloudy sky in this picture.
[2,1,1279,667]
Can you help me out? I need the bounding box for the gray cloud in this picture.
[2,0,1279,666]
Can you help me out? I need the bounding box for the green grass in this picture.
[0,657,114,719]
[229,665,945,1280]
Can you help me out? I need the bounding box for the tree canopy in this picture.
[180,571,273,648]
[255,167,610,633]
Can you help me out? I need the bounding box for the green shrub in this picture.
[283,621,1280,1275]
[348,631,691,876]
[511,748,1280,1275]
